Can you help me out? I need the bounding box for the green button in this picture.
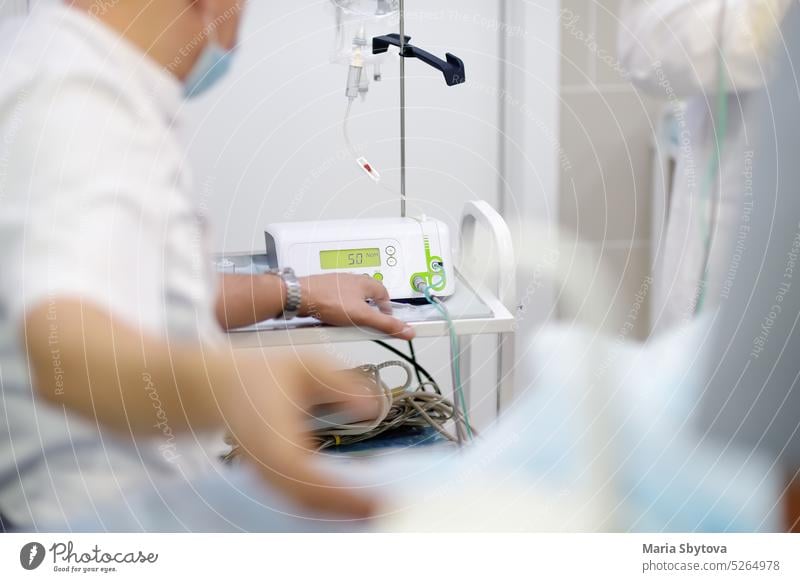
[373,272,384,281]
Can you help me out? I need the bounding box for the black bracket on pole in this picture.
[372,33,466,86]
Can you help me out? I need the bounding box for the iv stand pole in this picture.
[375,0,464,215]
[399,0,406,218]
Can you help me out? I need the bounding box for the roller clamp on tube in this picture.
[267,267,302,320]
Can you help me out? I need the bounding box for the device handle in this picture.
[372,33,466,86]
[459,201,516,311]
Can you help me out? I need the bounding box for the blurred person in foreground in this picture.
[0,0,415,531]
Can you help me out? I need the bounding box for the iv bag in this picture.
[330,0,399,68]
[332,0,399,18]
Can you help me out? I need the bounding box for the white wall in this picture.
[180,0,502,254]
[557,0,658,338]
[500,0,561,346]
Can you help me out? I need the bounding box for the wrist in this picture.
[255,273,287,320]
[297,276,314,318]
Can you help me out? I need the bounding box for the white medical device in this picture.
[265,216,455,301]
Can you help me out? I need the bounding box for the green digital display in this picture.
[320,248,381,270]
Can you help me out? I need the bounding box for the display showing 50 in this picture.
[319,248,381,270]
[347,252,363,265]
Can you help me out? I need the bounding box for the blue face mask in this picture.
[183,34,236,99]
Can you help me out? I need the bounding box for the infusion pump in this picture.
[265,216,455,301]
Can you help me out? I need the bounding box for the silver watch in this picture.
[267,267,302,320]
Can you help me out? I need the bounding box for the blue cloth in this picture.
[464,320,783,531]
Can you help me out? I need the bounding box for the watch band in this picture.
[267,267,302,320]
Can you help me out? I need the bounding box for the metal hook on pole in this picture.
[372,1,466,218]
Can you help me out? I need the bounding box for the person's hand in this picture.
[223,352,380,519]
[298,274,415,340]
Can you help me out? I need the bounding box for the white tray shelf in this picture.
[226,270,515,349]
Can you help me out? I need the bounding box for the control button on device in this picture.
[385,246,396,256]
[387,257,397,267]
[373,272,384,281]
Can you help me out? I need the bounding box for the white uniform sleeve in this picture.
[618,0,794,98]
[1,75,175,334]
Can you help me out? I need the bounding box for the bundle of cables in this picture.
[312,358,473,451]
[312,282,476,449]
[222,341,474,463]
